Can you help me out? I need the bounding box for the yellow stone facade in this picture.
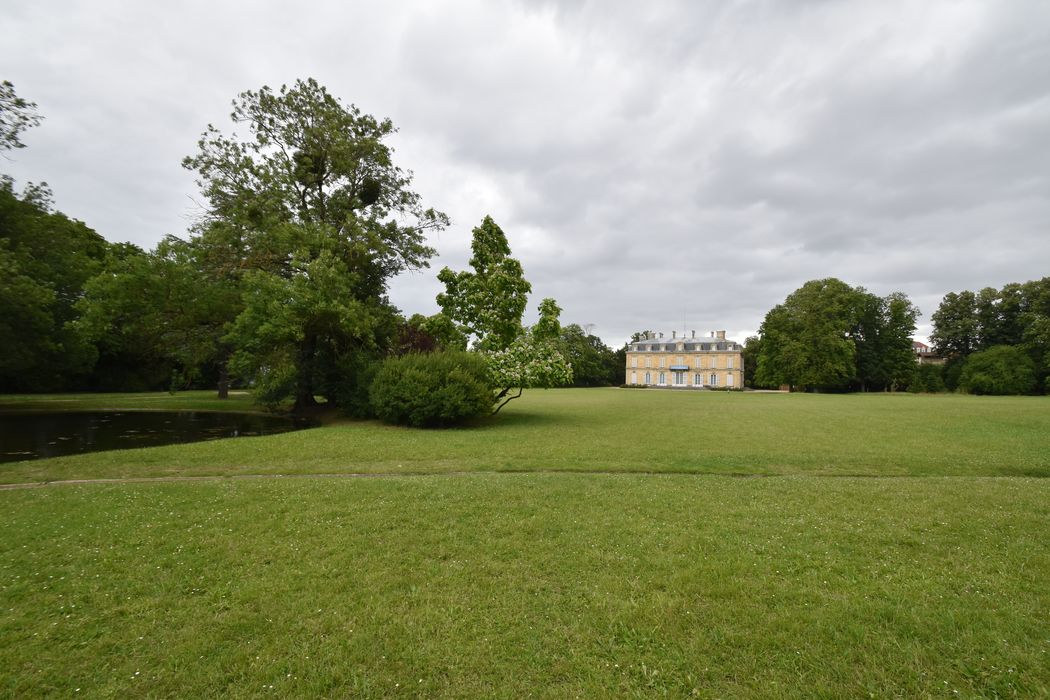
[625,330,743,389]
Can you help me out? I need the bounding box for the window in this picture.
[727,373,734,387]
[645,357,652,368]
[645,372,651,384]
[711,356,719,369]
[710,373,718,386]
[694,355,701,368]
[659,357,666,368]
[674,371,685,385]
[631,371,637,384]
[694,373,702,386]
[631,357,637,368]
[659,372,666,385]
[727,356,734,369]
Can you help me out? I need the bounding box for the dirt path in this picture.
[0,471,483,490]
[0,469,779,491]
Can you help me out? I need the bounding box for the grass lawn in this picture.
[0,389,1048,483]
[1,389,1048,697]
[0,389,259,415]
[1,474,1047,698]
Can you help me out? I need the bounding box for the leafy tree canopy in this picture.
[558,324,623,387]
[754,278,918,392]
[931,278,1050,392]
[960,345,1037,395]
[183,79,448,408]
[437,215,531,351]
[0,180,108,390]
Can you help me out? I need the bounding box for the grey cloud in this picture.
[3,0,1049,348]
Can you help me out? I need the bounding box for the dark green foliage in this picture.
[742,335,763,388]
[0,181,109,391]
[437,216,531,351]
[960,346,1037,395]
[755,279,861,391]
[185,79,447,409]
[75,237,240,394]
[853,291,920,391]
[417,313,468,352]
[909,363,946,393]
[931,291,979,357]
[558,324,623,386]
[755,279,918,392]
[369,351,494,427]
[332,353,381,419]
[931,278,1050,392]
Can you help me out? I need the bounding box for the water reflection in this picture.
[0,411,315,463]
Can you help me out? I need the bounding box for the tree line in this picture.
[745,277,1049,395]
[0,79,622,423]
[928,280,1050,394]
[7,78,1041,407]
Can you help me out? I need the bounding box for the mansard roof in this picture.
[628,337,740,352]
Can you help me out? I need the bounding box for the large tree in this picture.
[930,291,979,358]
[183,79,447,409]
[854,290,920,391]
[755,278,918,392]
[755,278,862,391]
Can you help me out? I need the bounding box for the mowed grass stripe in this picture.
[2,389,1049,483]
[1,473,1047,698]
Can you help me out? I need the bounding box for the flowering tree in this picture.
[437,219,572,413]
[486,298,573,413]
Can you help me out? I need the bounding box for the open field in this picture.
[1,389,1048,483]
[1,474,1048,698]
[1,389,1048,697]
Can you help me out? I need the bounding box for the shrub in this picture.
[369,351,495,427]
[959,345,1037,395]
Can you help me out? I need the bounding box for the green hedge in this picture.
[369,351,494,427]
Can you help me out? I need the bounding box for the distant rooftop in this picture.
[628,330,740,352]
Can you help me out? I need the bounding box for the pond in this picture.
[0,411,316,463]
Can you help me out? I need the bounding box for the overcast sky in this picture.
[3,0,1049,345]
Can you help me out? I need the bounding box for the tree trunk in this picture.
[293,333,318,412]
[294,387,318,411]
[216,361,230,400]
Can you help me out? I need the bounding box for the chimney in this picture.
[717,330,726,340]
[691,330,696,339]
[710,332,715,338]
[659,332,664,339]
[672,330,676,339]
